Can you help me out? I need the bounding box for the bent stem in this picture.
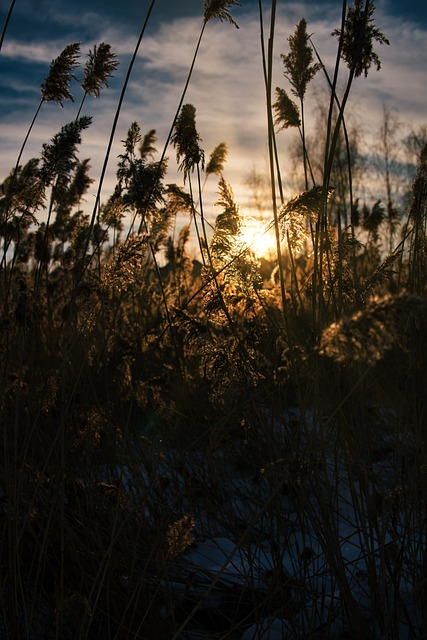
[0,0,16,52]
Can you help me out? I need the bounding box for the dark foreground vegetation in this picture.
[1,1,427,638]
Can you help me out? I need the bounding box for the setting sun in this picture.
[239,217,277,260]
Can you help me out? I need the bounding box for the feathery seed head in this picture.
[332,0,390,78]
[171,104,205,180]
[204,0,240,28]
[273,87,301,130]
[279,186,334,251]
[206,142,228,176]
[320,293,425,364]
[139,129,158,160]
[81,42,119,97]
[166,515,195,558]
[115,123,166,216]
[122,121,142,156]
[40,42,81,105]
[281,19,322,102]
[39,116,92,186]
[101,234,149,292]
[165,184,193,216]
[214,176,240,235]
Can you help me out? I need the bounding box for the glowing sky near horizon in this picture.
[1,1,426,256]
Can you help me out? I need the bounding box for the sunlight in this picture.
[239,217,277,260]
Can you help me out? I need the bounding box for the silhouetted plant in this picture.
[205,176,261,318]
[116,122,166,220]
[332,0,390,78]
[204,0,241,27]
[279,186,334,253]
[41,42,81,105]
[280,18,321,189]
[39,116,92,188]
[273,87,301,131]
[281,18,322,102]
[1,3,427,636]
[1,44,82,253]
[81,42,118,98]
[362,199,385,244]
[164,183,193,217]
[77,42,118,117]
[206,141,228,177]
[0,159,43,236]
[101,233,149,293]
[139,128,158,160]
[171,103,205,180]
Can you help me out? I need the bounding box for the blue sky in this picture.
[1,0,426,246]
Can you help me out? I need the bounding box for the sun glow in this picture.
[239,218,277,260]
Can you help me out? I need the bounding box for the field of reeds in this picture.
[1,1,427,638]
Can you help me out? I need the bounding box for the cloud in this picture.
[1,39,70,63]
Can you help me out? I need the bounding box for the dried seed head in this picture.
[41,42,81,105]
[204,0,240,28]
[332,0,390,78]
[81,42,119,98]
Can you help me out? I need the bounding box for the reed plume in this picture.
[39,116,92,187]
[81,42,118,98]
[41,42,81,105]
[332,0,390,78]
[280,19,321,189]
[320,292,425,364]
[76,42,119,118]
[206,142,228,176]
[171,104,205,180]
[281,18,322,102]
[204,0,241,27]
[273,87,301,131]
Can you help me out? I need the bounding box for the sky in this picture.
[1,0,426,254]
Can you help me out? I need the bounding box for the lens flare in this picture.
[239,218,277,259]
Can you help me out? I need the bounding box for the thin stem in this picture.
[75,90,88,120]
[266,9,287,316]
[0,99,43,239]
[300,97,309,191]
[311,35,358,290]
[194,164,235,329]
[188,175,206,267]
[0,0,16,52]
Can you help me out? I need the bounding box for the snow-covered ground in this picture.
[123,406,425,639]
